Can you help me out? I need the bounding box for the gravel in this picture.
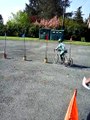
[0,40,90,120]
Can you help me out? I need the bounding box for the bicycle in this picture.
[53,49,73,66]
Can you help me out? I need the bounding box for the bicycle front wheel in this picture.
[54,53,59,64]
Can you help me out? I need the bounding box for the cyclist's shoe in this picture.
[60,60,64,64]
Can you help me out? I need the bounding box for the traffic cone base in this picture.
[23,56,26,61]
[44,58,48,63]
[4,53,7,59]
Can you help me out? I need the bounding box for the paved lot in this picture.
[0,40,90,120]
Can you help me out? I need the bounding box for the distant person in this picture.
[54,39,67,63]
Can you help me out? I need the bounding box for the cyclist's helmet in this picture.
[58,39,62,42]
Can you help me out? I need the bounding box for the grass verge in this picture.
[0,36,90,46]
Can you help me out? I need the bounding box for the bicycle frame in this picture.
[54,50,73,66]
[54,50,67,64]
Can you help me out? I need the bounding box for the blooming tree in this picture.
[34,16,61,29]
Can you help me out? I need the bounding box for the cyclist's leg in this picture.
[60,51,65,63]
[60,54,63,61]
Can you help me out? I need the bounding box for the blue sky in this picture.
[66,0,90,20]
[0,0,29,24]
[0,0,90,24]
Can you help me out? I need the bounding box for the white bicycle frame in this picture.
[54,50,73,66]
[54,50,67,64]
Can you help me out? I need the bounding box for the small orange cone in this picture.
[64,89,78,120]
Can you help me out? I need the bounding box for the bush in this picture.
[28,25,39,38]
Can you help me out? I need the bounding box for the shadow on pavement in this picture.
[47,61,54,64]
[5,57,13,59]
[71,64,90,69]
[25,59,32,62]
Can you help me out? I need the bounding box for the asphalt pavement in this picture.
[0,40,90,120]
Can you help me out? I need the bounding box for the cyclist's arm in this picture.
[55,44,61,50]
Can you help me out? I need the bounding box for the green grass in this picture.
[0,36,90,46]
[0,36,39,41]
[64,40,90,46]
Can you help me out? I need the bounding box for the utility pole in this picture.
[62,0,66,30]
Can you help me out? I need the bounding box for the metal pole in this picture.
[45,40,48,58]
[69,36,72,59]
[44,34,48,63]
[4,33,7,59]
[23,34,27,61]
[69,43,71,59]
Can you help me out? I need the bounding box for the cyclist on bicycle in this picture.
[54,39,67,63]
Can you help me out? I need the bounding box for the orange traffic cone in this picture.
[64,89,78,120]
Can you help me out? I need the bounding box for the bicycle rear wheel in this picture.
[68,58,73,66]
[64,57,73,67]
[64,55,69,66]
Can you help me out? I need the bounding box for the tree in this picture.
[0,14,5,35]
[25,0,70,19]
[73,6,83,24]
[6,11,30,36]
[0,14,3,24]
[34,16,61,29]
[11,10,29,30]
[63,16,87,41]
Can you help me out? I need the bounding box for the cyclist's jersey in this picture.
[55,43,66,55]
